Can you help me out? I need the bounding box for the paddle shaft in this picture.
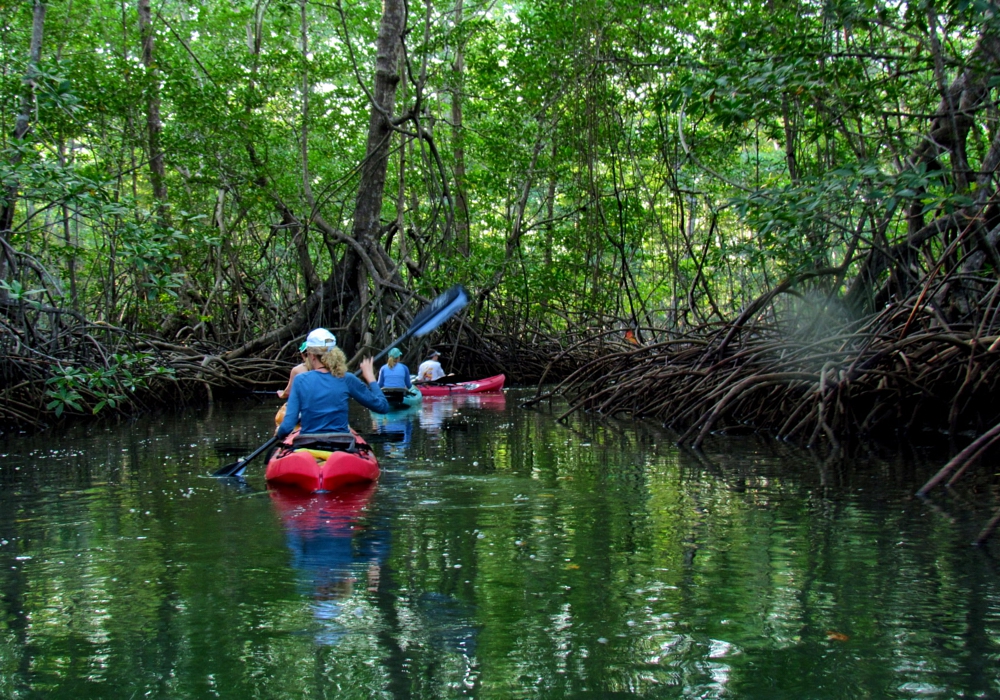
[355,285,468,374]
[353,328,415,378]
[213,436,278,477]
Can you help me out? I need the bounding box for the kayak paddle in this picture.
[213,436,279,477]
[366,284,469,367]
[359,430,406,443]
[212,285,469,478]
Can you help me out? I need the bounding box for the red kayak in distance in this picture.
[265,431,379,493]
[417,373,505,396]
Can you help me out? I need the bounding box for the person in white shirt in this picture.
[416,350,446,383]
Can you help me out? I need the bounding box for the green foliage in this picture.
[0,0,992,342]
[44,353,175,417]
[0,279,44,304]
[44,368,85,416]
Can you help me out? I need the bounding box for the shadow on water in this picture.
[0,390,998,698]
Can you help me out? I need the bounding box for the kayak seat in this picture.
[298,448,335,461]
[292,432,357,453]
[383,387,408,406]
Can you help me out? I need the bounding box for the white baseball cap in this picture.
[304,328,337,350]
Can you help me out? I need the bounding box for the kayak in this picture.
[381,386,423,410]
[417,373,506,396]
[265,431,379,493]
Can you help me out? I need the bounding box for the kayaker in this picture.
[377,348,412,390]
[415,349,446,383]
[276,328,390,439]
[274,341,309,427]
[279,341,310,399]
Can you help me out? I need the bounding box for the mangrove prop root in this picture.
[529,285,1000,543]
[1,303,630,433]
[0,321,292,433]
[974,509,1000,547]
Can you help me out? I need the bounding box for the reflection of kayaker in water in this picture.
[419,397,458,433]
[275,328,389,440]
[371,411,414,458]
[271,485,388,646]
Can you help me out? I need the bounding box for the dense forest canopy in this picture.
[3,0,1000,439]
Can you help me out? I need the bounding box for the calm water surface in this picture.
[1,390,998,699]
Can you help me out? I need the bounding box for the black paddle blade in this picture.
[212,458,249,478]
[215,475,257,494]
[361,431,406,443]
[212,436,278,477]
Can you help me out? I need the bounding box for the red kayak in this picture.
[417,373,505,396]
[265,431,379,493]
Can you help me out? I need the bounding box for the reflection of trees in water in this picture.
[270,480,481,689]
[6,393,997,696]
[413,591,479,687]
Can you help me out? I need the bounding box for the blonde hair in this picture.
[387,356,398,369]
[311,346,347,377]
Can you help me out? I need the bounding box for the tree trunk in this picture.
[452,0,469,257]
[844,26,1000,315]
[0,0,46,292]
[137,0,169,224]
[58,140,78,310]
[350,0,404,248]
[331,0,406,354]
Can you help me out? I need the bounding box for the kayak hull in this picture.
[265,434,379,493]
[382,387,423,410]
[417,374,505,396]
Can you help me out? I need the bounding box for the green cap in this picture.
[388,348,402,359]
[299,340,308,352]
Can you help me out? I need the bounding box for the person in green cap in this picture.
[278,340,311,399]
[274,339,310,427]
[377,347,412,389]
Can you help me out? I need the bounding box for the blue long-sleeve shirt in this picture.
[377,363,412,389]
[277,371,389,439]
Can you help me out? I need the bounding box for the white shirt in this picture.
[416,359,445,382]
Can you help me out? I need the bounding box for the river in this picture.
[1,389,998,698]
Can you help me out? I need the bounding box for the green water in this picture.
[1,390,998,699]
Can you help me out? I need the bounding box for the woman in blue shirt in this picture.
[377,348,412,389]
[276,328,389,439]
